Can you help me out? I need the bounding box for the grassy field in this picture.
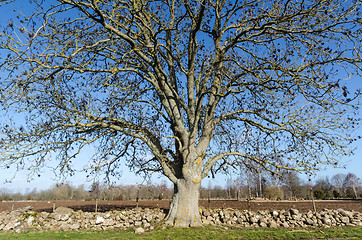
[0,226,361,240]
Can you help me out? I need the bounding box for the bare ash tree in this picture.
[0,0,361,226]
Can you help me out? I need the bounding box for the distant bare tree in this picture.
[332,173,347,197]
[89,182,104,200]
[343,173,361,199]
[282,171,303,199]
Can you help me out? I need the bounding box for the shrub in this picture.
[314,189,325,200]
[333,190,340,199]
[264,186,284,200]
[114,194,124,201]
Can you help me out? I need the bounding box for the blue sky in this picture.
[0,1,361,193]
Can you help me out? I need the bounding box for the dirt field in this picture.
[0,199,361,213]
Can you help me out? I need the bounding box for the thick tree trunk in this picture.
[164,179,201,227]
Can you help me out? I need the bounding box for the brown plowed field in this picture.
[0,199,361,213]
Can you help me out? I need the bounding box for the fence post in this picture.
[136,189,139,208]
[310,189,316,213]
[208,189,211,209]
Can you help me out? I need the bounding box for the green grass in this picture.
[0,226,361,240]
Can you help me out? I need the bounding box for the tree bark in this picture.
[164,179,201,227]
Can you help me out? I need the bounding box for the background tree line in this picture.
[0,171,360,202]
[224,171,362,201]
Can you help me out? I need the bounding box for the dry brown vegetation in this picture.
[0,199,361,214]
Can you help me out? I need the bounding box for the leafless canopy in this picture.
[0,0,361,183]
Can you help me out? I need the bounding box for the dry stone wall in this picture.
[0,206,361,233]
[200,207,361,228]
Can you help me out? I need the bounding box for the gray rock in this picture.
[3,220,20,231]
[61,214,70,221]
[305,218,315,225]
[249,217,258,223]
[290,209,299,215]
[40,212,49,218]
[259,221,267,227]
[70,223,80,230]
[271,210,279,217]
[26,216,35,226]
[135,227,145,233]
[234,211,241,218]
[103,219,115,226]
[322,217,332,225]
[292,214,302,221]
[306,212,314,219]
[54,207,74,216]
[14,225,27,233]
[203,210,210,217]
[145,214,153,222]
[268,221,278,228]
[281,222,290,228]
[96,216,105,224]
[343,211,354,219]
[259,217,268,224]
[123,222,130,228]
